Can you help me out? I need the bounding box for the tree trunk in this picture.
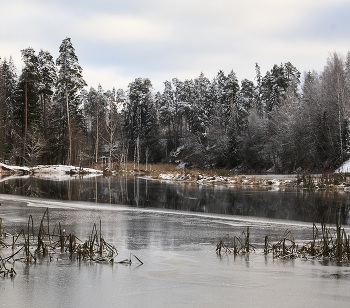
[43,94,47,140]
[23,71,28,166]
[338,93,343,164]
[95,99,99,163]
[66,82,71,165]
[137,135,140,171]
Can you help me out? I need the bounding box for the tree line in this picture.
[1,37,350,173]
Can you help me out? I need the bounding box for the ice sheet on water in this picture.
[0,193,324,231]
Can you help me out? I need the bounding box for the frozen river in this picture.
[1,175,350,307]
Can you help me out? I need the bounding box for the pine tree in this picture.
[54,37,87,165]
[284,62,301,99]
[225,70,240,127]
[125,78,158,163]
[14,48,41,165]
[215,70,228,131]
[1,57,18,163]
[84,86,98,162]
[254,63,263,114]
[0,57,5,160]
[85,84,107,163]
[38,49,57,140]
[237,79,254,124]
[172,77,193,136]
[192,72,210,134]
[261,63,300,114]
[159,80,175,152]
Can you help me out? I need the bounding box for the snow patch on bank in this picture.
[0,163,102,179]
[335,159,350,173]
[0,163,30,175]
[159,173,192,181]
[32,165,102,175]
[158,173,296,187]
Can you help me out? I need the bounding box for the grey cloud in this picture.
[275,3,350,42]
[3,0,350,93]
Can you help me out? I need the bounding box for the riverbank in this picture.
[114,162,349,190]
[152,171,350,190]
[1,162,350,190]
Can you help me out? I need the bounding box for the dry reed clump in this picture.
[216,219,350,263]
[0,209,142,278]
[216,228,256,255]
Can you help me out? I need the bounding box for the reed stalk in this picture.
[336,215,343,261]
[246,227,250,253]
[59,223,63,249]
[99,220,103,255]
[264,236,269,254]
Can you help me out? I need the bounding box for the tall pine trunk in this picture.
[66,82,71,165]
[95,98,99,163]
[43,94,47,140]
[23,71,28,166]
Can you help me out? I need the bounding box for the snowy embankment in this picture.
[0,163,30,175]
[0,163,102,180]
[32,165,103,180]
[157,173,295,187]
[157,168,350,189]
[154,159,350,189]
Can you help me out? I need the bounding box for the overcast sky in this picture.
[1,0,350,92]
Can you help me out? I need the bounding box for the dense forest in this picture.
[1,37,350,173]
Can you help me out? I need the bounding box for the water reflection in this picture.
[0,175,350,225]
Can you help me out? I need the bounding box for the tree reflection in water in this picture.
[0,175,349,225]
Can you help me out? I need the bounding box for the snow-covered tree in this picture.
[13,48,41,165]
[192,72,211,134]
[254,63,263,113]
[103,88,121,169]
[124,78,159,163]
[319,52,348,167]
[54,37,87,164]
[261,62,300,114]
[0,57,17,162]
[159,80,175,148]
[38,49,56,139]
[0,57,5,160]
[85,84,107,163]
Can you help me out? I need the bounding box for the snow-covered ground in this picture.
[32,165,102,174]
[32,165,103,180]
[158,173,296,187]
[156,171,350,190]
[0,163,30,174]
[335,159,350,173]
[0,163,103,179]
